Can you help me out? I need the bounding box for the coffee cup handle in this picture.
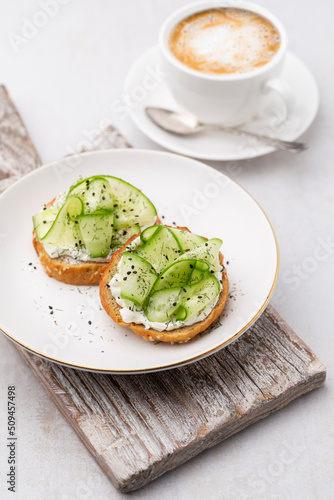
[263,78,295,116]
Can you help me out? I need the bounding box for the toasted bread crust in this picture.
[99,228,229,343]
[33,235,109,285]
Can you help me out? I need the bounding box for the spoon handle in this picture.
[206,124,307,153]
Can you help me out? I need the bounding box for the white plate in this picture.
[124,46,319,161]
[0,150,278,373]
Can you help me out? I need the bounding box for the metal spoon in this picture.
[145,107,307,154]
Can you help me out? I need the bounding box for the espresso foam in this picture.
[169,8,281,75]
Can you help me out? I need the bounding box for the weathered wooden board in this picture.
[0,85,326,493]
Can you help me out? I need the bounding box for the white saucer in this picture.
[124,46,319,161]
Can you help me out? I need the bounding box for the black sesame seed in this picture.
[75,220,78,224]
[130,209,134,211]
[50,310,54,315]
[106,284,110,288]
[92,192,95,196]
[115,215,119,219]
[86,202,89,205]
[133,271,137,274]
[131,265,134,269]
[198,295,202,299]
[114,204,118,207]
[162,215,165,219]
[205,243,208,246]
[102,196,105,200]
[220,280,223,284]
[129,258,132,260]
[43,220,47,224]
[210,270,214,274]
[88,320,92,325]
[187,297,190,300]
[173,222,176,225]
[123,277,127,281]
[79,240,82,244]
[161,277,164,279]
[29,262,32,266]
[33,266,36,270]
[123,230,127,236]
[173,302,177,306]
[103,184,106,189]
[226,261,229,265]
[190,265,193,268]
[122,209,126,212]
[127,271,131,275]
[75,243,78,247]
[49,305,53,309]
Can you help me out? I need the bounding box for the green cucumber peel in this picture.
[33,174,157,258]
[76,210,114,258]
[40,195,84,246]
[120,252,158,306]
[33,208,59,240]
[135,226,182,274]
[144,271,220,323]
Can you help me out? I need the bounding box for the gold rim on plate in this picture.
[0,149,279,373]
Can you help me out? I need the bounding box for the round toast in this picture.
[99,228,229,343]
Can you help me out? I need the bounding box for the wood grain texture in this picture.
[0,85,41,191]
[0,86,326,493]
[18,305,325,493]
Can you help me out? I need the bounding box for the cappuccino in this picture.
[169,8,281,75]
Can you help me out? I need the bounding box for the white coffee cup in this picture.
[159,1,294,126]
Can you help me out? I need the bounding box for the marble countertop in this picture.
[0,0,333,498]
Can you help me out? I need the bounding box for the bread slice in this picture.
[32,235,109,286]
[32,197,161,286]
[99,228,229,343]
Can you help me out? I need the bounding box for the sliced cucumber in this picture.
[33,208,58,240]
[174,238,222,272]
[69,175,156,229]
[167,228,206,252]
[144,271,220,323]
[34,175,157,259]
[135,226,182,273]
[144,287,182,323]
[77,209,114,258]
[140,225,160,244]
[120,252,158,306]
[111,223,140,249]
[182,272,220,320]
[106,176,156,228]
[153,259,197,292]
[41,196,84,247]
[188,261,209,285]
[68,176,113,213]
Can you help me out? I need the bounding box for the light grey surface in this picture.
[0,1,333,499]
